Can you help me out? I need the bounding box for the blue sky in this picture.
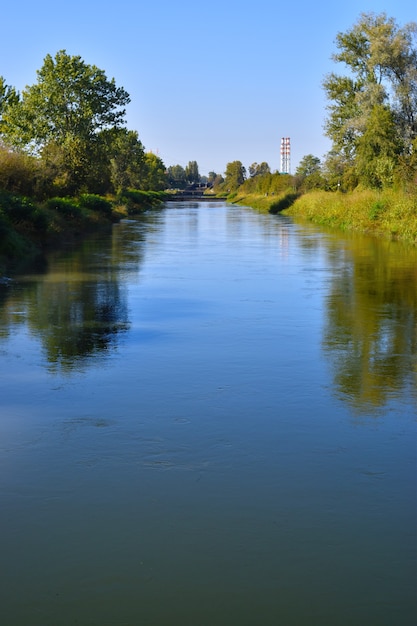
[1,0,416,176]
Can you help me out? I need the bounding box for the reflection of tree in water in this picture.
[33,278,130,372]
[323,237,417,411]
[0,216,159,371]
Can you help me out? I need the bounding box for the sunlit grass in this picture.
[283,189,417,244]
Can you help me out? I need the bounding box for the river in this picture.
[0,201,416,625]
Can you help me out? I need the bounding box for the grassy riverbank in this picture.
[0,189,167,273]
[231,188,417,245]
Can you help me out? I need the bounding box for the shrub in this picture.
[0,192,37,224]
[369,200,386,220]
[119,189,165,213]
[45,197,82,219]
[78,193,112,216]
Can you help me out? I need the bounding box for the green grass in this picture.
[232,187,417,245]
[229,188,300,214]
[283,189,417,244]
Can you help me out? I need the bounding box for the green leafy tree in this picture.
[355,104,400,187]
[295,154,321,177]
[185,160,200,184]
[322,151,358,191]
[142,153,167,191]
[106,128,146,194]
[0,76,18,131]
[248,162,271,177]
[323,13,417,188]
[167,164,187,188]
[223,160,246,191]
[2,50,130,193]
[294,154,325,190]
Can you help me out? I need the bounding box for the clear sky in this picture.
[1,0,416,176]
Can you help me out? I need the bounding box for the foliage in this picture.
[0,144,50,198]
[248,162,271,177]
[106,128,146,194]
[283,189,417,244]
[323,13,417,189]
[45,197,82,219]
[222,160,246,192]
[78,194,112,216]
[1,50,130,194]
[0,191,47,230]
[119,189,166,213]
[2,50,130,150]
[141,153,167,191]
[185,160,200,183]
[167,164,187,188]
[0,77,18,130]
[238,171,293,196]
[294,154,326,190]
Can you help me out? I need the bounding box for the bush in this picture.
[45,197,82,219]
[119,189,165,213]
[369,200,386,220]
[0,192,38,224]
[78,193,112,216]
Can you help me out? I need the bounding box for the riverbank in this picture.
[231,188,417,245]
[0,189,167,273]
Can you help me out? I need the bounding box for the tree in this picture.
[223,160,246,191]
[0,76,18,130]
[141,153,167,191]
[322,150,358,191]
[249,162,271,177]
[106,128,146,194]
[323,13,417,188]
[167,164,187,188]
[295,155,321,178]
[294,154,324,190]
[185,160,200,184]
[1,50,130,192]
[355,104,400,187]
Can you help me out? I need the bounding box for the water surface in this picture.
[0,201,415,625]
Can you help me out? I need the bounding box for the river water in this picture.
[0,201,416,625]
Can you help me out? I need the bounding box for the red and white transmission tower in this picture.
[280,137,291,174]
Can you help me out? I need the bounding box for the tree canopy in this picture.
[223,161,246,191]
[323,12,417,188]
[185,160,200,184]
[248,162,271,177]
[0,51,169,195]
[2,50,130,150]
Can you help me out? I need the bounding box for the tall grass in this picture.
[230,188,300,214]
[283,189,417,244]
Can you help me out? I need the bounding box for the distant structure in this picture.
[280,137,291,174]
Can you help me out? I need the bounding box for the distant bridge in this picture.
[167,183,224,201]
